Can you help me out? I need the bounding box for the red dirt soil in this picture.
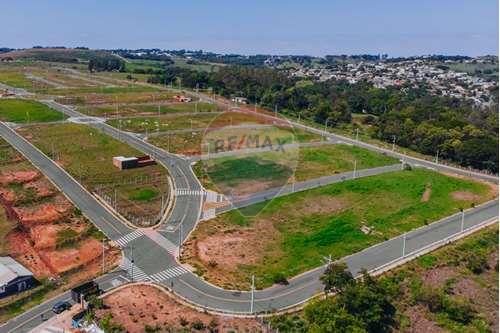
[39,238,103,274]
[0,171,39,185]
[14,200,72,227]
[23,179,55,198]
[7,231,54,277]
[96,284,264,333]
[0,188,16,204]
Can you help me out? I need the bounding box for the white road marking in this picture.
[150,266,189,282]
[113,229,145,247]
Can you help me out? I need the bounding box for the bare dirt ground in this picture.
[404,305,446,333]
[421,184,432,202]
[0,170,39,185]
[451,190,482,201]
[95,284,265,333]
[421,266,458,288]
[184,195,346,289]
[183,219,281,290]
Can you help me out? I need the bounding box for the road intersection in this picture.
[0,93,498,331]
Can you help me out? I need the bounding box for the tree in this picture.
[304,299,366,333]
[320,262,354,294]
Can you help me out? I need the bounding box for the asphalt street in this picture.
[0,92,497,330]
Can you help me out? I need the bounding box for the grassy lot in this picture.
[195,144,398,194]
[55,89,172,106]
[0,99,65,123]
[17,123,170,225]
[0,70,33,89]
[107,113,221,133]
[148,124,321,156]
[183,168,495,289]
[78,102,220,117]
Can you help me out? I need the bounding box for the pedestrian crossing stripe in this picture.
[175,189,204,196]
[120,258,150,281]
[113,229,145,248]
[142,229,178,256]
[149,266,189,282]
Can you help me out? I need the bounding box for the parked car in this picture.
[52,300,72,314]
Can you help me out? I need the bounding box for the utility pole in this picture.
[102,239,105,274]
[323,119,328,138]
[274,105,278,117]
[195,101,198,113]
[460,209,465,232]
[353,160,357,179]
[130,245,134,282]
[435,150,439,164]
[178,222,183,259]
[298,113,301,124]
[402,234,406,257]
[250,275,255,314]
[355,128,359,141]
[392,135,396,151]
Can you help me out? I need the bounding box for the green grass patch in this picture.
[188,168,494,288]
[0,99,65,123]
[128,188,159,202]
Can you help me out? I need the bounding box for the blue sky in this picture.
[1,0,498,56]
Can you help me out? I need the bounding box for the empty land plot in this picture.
[107,113,220,133]
[195,144,399,195]
[183,168,496,289]
[0,99,65,123]
[17,123,170,226]
[78,102,220,117]
[148,123,321,156]
[0,68,50,91]
[55,89,173,106]
[28,68,101,88]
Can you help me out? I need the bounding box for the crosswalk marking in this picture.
[113,229,145,248]
[142,229,178,256]
[119,258,150,281]
[175,188,203,196]
[149,266,189,282]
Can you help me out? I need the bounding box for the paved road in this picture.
[0,86,497,329]
[217,164,403,214]
[1,120,497,318]
[0,271,129,333]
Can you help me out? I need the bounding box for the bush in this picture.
[191,319,206,330]
[465,253,489,274]
[272,272,289,285]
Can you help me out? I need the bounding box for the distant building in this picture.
[231,97,248,104]
[173,95,192,103]
[113,156,156,170]
[0,257,37,298]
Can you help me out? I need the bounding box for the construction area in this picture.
[0,138,120,322]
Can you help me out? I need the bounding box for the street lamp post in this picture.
[460,209,465,232]
[353,160,357,179]
[250,275,255,314]
[435,150,439,164]
[402,234,406,257]
[392,135,396,151]
[323,119,329,138]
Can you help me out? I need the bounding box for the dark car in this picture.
[52,300,72,314]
